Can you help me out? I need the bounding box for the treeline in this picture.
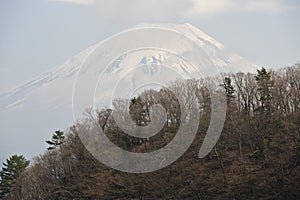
[1,64,300,199]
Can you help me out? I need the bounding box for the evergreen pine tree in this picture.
[46,130,65,150]
[222,76,235,100]
[255,67,274,114]
[0,155,29,198]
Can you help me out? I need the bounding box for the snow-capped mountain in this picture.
[0,23,257,162]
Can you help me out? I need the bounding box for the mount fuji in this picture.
[0,23,258,162]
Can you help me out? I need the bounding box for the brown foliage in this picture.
[5,64,300,199]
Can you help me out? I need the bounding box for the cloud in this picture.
[185,0,297,18]
[185,0,236,17]
[89,0,191,22]
[50,0,94,6]
[50,0,298,20]
[242,0,296,12]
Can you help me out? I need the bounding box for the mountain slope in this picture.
[0,23,257,163]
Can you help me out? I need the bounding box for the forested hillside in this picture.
[1,65,300,199]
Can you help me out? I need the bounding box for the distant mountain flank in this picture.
[0,23,258,163]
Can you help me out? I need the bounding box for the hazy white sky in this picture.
[0,0,299,94]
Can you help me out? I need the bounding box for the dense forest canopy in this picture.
[1,64,300,199]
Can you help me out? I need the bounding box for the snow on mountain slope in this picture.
[0,23,256,112]
[0,23,258,162]
[0,45,96,111]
